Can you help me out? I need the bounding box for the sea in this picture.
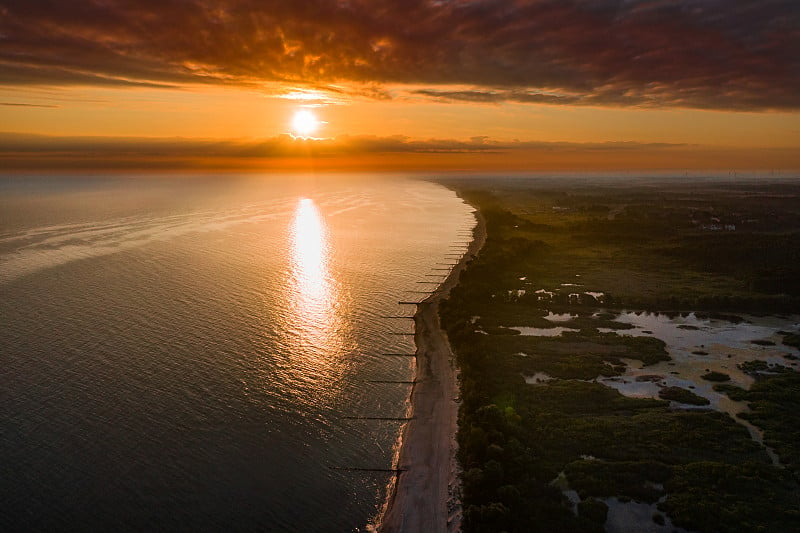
[0,173,476,531]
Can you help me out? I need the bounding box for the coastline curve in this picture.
[378,190,486,533]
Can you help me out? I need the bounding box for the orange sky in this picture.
[1,1,798,171]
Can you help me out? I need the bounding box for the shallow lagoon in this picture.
[521,309,799,464]
[593,311,799,397]
[533,310,800,529]
[604,496,689,533]
[591,311,798,462]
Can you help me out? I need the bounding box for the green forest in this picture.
[439,177,800,532]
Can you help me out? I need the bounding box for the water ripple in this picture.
[0,175,475,531]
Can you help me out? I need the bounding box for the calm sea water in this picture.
[0,174,475,531]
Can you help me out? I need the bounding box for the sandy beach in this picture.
[379,202,486,533]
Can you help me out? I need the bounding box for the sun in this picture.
[291,109,320,137]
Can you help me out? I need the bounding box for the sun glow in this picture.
[291,109,320,137]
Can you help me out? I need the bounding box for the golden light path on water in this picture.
[291,198,329,310]
[285,197,349,392]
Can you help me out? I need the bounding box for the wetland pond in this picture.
[597,311,798,464]
[526,310,799,462]
[595,312,797,404]
[524,310,799,531]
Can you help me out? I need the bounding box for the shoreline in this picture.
[378,197,486,532]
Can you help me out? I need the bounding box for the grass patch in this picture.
[701,371,731,382]
[658,386,710,405]
[781,332,800,349]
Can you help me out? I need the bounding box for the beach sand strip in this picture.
[379,203,486,533]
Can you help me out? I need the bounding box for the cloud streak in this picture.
[0,131,689,157]
[1,1,798,110]
[0,102,59,108]
[2,132,796,170]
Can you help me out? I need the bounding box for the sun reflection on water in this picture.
[286,198,348,388]
[292,198,329,307]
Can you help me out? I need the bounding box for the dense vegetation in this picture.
[714,366,800,477]
[658,386,710,406]
[451,178,800,313]
[439,178,800,532]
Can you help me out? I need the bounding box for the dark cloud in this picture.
[1,1,798,110]
[411,89,582,105]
